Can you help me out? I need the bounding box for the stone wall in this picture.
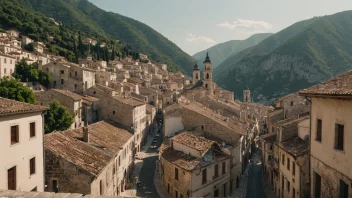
[0,190,124,198]
[45,149,94,194]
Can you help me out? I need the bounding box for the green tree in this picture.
[14,60,52,87]
[0,77,36,104]
[44,100,74,134]
[104,47,109,63]
[78,31,84,57]
[111,45,115,60]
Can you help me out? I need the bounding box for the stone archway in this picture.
[206,73,209,79]
[205,83,208,88]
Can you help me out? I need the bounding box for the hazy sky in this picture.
[88,0,352,55]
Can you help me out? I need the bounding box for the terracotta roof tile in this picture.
[51,89,83,101]
[44,121,133,176]
[0,97,48,116]
[172,133,215,153]
[112,96,145,107]
[299,70,352,98]
[278,136,308,157]
[261,133,277,143]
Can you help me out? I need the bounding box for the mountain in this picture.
[20,0,195,73]
[193,33,273,70]
[214,10,352,104]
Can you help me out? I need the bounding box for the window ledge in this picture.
[334,148,345,154]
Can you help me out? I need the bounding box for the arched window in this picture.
[196,73,199,79]
[206,73,209,79]
[205,83,208,88]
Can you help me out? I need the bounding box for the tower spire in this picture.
[204,51,211,63]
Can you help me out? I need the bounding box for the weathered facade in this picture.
[44,121,134,196]
[159,133,231,198]
[300,71,352,198]
[98,96,147,152]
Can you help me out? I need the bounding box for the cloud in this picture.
[186,32,216,44]
[218,19,272,32]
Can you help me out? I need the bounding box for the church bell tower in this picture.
[193,62,200,85]
[203,52,213,95]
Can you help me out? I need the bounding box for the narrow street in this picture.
[136,113,164,198]
[246,149,266,198]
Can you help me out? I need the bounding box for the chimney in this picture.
[83,127,89,142]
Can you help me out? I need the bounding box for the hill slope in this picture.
[0,0,120,62]
[214,11,352,104]
[21,0,194,73]
[193,33,272,70]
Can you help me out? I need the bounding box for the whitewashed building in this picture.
[0,97,48,191]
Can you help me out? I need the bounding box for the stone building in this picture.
[274,92,310,119]
[159,133,231,198]
[300,70,352,198]
[36,89,84,129]
[97,96,147,152]
[42,62,96,93]
[84,84,117,99]
[263,115,310,198]
[44,121,134,196]
[82,95,99,125]
[163,97,246,193]
[0,98,48,191]
[0,52,16,78]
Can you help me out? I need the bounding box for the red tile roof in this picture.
[299,70,352,98]
[44,121,133,176]
[0,97,48,116]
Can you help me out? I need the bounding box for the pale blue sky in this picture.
[89,0,352,55]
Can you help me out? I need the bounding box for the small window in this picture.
[30,157,36,175]
[175,167,179,180]
[8,166,16,190]
[202,169,207,184]
[60,70,64,74]
[4,58,7,63]
[30,122,36,138]
[292,162,296,176]
[339,179,349,198]
[287,157,290,170]
[4,68,6,74]
[222,162,226,175]
[93,91,96,94]
[287,180,290,192]
[11,125,19,145]
[282,154,285,165]
[100,180,103,195]
[214,164,219,178]
[75,71,77,76]
[61,79,64,85]
[290,101,293,106]
[175,190,178,198]
[335,124,344,151]
[293,188,296,198]
[316,119,322,142]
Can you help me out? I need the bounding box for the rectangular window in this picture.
[292,162,296,176]
[287,180,290,192]
[335,124,344,151]
[314,172,321,198]
[4,68,7,74]
[30,122,36,138]
[282,154,285,165]
[293,188,296,198]
[100,180,103,195]
[202,169,207,184]
[222,162,226,175]
[316,119,322,142]
[287,157,290,170]
[30,157,36,175]
[11,125,19,144]
[53,81,56,87]
[175,190,178,198]
[223,182,227,197]
[214,164,219,178]
[175,167,179,181]
[8,166,16,190]
[60,70,64,74]
[61,79,64,85]
[75,71,77,76]
[340,179,349,198]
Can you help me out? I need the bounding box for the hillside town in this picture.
[0,25,352,198]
